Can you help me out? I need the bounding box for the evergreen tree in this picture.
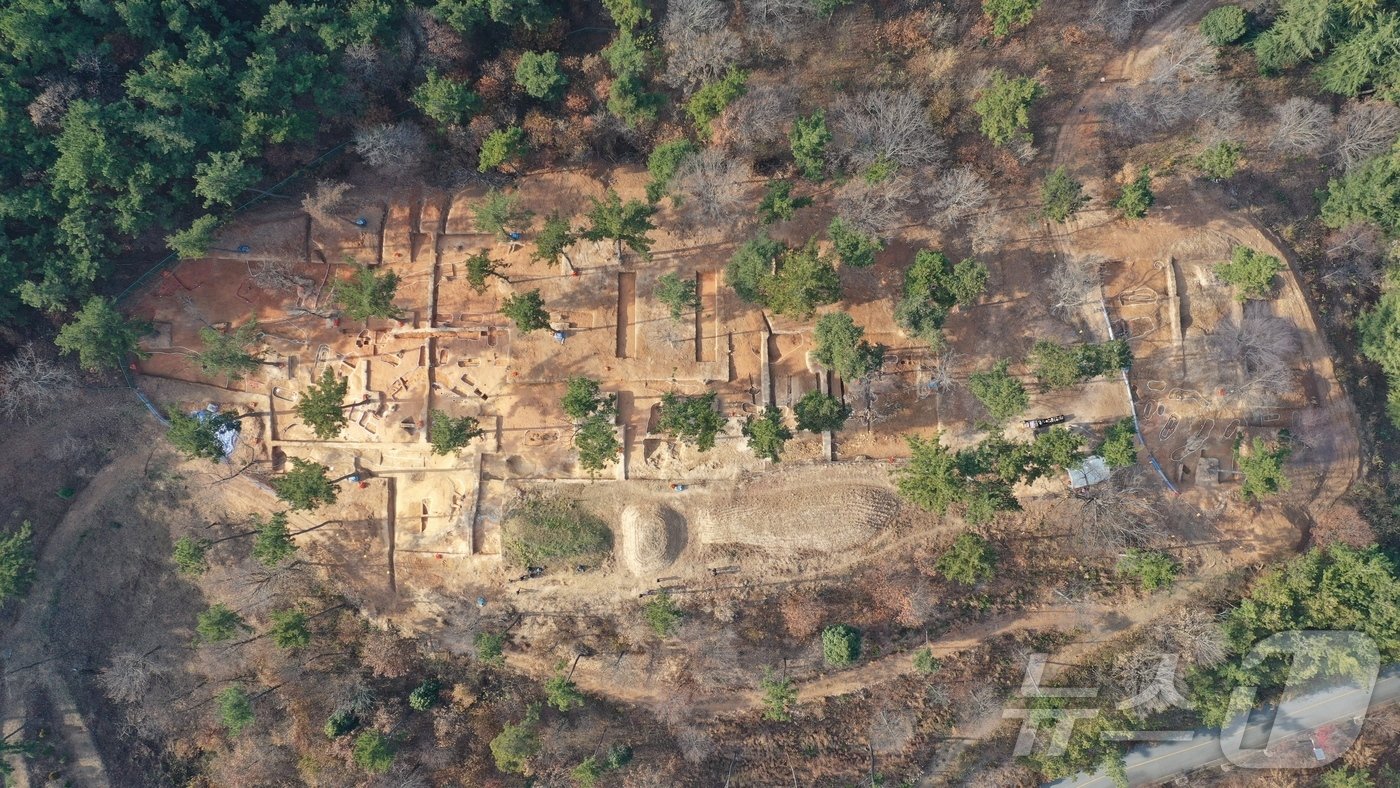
[296,368,351,439]
[1115,167,1155,219]
[582,189,657,262]
[465,252,508,294]
[335,265,402,321]
[657,391,725,451]
[812,313,886,381]
[429,410,484,455]
[501,290,551,332]
[55,297,150,371]
[742,405,792,461]
[251,512,296,567]
[793,390,850,432]
[272,458,340,511]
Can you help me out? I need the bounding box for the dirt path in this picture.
[0,458,147,786]
[499,0,1362,728]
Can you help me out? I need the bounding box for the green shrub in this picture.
[325,710,359,738]
[1115,167,1155,219]
[657,390,725,450]
[646,140,696,202]
[1194,140,1243,180]
[793,391,850,433]
[474,631,506,665]
[827,217,883,268]
[1099,418,1138,469]
[1116,549,1179,591]
[913,648,942,674]
[514,51,566,100]
[1216,245,1283,301]
[983,0,1041,37]
[759,669,797,721]
[643,591,684,636]
[408,678,440,711]
[821,625,862,667]
[973,70,1041,147]
[686,68,747,135]
[1236,436,1291,501]
[352,730,395,774]
[968,360,1029,423]
[490,707,541,775]
[478,125,527,172]
[1040,166,1088,223]
[217,686,254,736]
[545,668,585,711]
[655,272,700,319]
[790,111,832,180]
[1200,5,1247,46]
[936,533,997,585]
[501,495,611,567]
[412,70,479,125]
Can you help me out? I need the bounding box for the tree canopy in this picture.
[936,532,998,585]
[1040,166,1089,223]
[1216,245,1284,301]
[725,236,841,318]
[582,189,656,262]
[973,70,1041,147]
[166,408,242,462]
[657,391,726,451]
[501,289,551,332]
[967,361,1029,423]
[812,313,886,381]
[272,458,340,512]
[654,273,700,320]
[296,368,350,440]
[429,410,484,455]
[55,298,149,371]
[793,391,850,433]
[743,405,792,461]
[194,321,264,380]
[1236,436,1292,501]
[0,522,35,606]
[335,264,402,321]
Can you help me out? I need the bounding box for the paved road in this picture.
[1049,667,1400,787]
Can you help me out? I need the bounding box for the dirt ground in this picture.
[0,1,1370,782]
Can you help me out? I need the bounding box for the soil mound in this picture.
[621,504,672,572]
[699,484,898,552]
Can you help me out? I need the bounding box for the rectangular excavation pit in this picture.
[616,271,636,358]
[696,270,716,362]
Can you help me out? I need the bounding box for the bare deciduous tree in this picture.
[0,343,78,423]
[712,83,797,160]
[1332,101,1400,171]
[1047,254,1104,320]
[27,79,80,129]
[925,165,992,227]
[830,89,945,172]
[301,180,354,227]
[97,651,164,704]
[1090,0,1173,45]
[1207,315,1299,382]
[360,627,416,678]
[1269,97,1332,157]
[834,175,916,239]
[1061,468,1164,551]
[868,707,915,754]
[1148,30,1217,83]
[662,0,740,88]
[1149,608,1227,667]
[969,213,1010,256]
[409,6,467,73]
[1322,222,1385,290]
[672,148,752,229]
[354,122,429,177]
[745,0,813,43]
